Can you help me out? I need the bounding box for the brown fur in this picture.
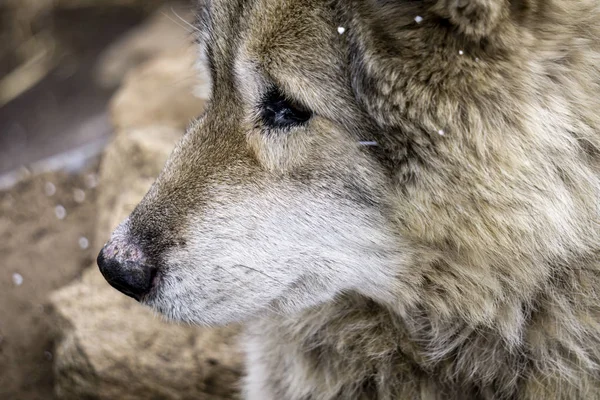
[100,0,600,398]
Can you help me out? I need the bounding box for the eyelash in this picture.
[259,88,312,130]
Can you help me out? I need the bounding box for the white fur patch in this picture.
[145,183,406,325]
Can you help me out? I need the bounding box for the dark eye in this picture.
[260,88,312,129]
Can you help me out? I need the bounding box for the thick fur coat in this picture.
[98,0,600,398]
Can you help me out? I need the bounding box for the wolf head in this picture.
[98,0,600,330]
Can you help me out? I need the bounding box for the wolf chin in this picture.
[97,0,600,398]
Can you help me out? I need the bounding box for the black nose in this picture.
[97,246,156,301]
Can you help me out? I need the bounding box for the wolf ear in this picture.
[431,0,508,38]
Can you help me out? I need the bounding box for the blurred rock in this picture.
[51,267,242,400]
[95,3,194,89]
[110,47,208,131]
[50,126,243,400]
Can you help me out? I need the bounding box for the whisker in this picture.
[216,265,287,316]
[231,264,286,287]
[160,7,200,34]
[358,141,378,146]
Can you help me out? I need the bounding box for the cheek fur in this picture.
[143,185,407,325]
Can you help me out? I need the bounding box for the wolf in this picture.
[97,0,600,398]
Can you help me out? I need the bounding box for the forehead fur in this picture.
[200,0,367,130]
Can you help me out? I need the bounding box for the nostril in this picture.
[97,244,156,302]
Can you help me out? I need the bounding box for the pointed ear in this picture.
[431,0,509,38]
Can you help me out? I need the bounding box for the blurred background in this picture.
[0,1,241,399]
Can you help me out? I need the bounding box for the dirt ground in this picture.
[0,165,99,400]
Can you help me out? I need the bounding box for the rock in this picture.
[51,267,243,400]
[95,3,195,89]
[109,47,208,131]
[50,126,244,400]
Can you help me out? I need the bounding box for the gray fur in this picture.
[101,0,600,398]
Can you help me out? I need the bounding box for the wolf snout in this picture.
[97,238,157,301]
